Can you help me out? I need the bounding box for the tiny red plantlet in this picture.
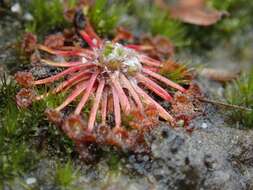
[15,22,186,150]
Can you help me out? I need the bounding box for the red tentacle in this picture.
[120,74,143,110]
[110,73,131,114]
[37,44,91,57]
[112,85,121,129]
[142,68,186,92]
[101,88,108,125]
[130,82,175,125]
[55,81,89,111]
[34,64,94,85]
[87,79,105,131]
[74,72,99,114]
[140,55,162,67]
[79,30,97,48]
[136,73,173,101]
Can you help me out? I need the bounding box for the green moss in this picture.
[0,143,37,179]
[0,77,38,182]
[88,0,129,36]
[162,68,190,86]
[185,0,253,51]
[148,8,185,46]
[25,0,70,34]
[55,160,80,188]
[211,0,253,35]
[225,71,253,127]
[30,90,74,157]
[0,77,75,182]
[106,152,121,172]
[130,2,186,46]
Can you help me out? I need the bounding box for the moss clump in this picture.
[129,2,186,46]
[106,152,122,172]
[209,0,253,37]
[0,76,75,183]
[25,0,69,34]
[225,71,253,128]
[0,77,38,183]
[160,64,191,86]
[55,160,80,189]
[147,7,185,46]
[88,0,129,36]
[210,0,253,27]
[185,0,253,50]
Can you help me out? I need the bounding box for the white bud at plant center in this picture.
[98,42,142,74]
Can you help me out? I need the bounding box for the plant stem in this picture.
[198,97,252,112]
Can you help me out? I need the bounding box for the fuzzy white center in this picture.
[98,42,142,73]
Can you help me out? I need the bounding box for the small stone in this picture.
[11,3,22,14]
[23,12,34,21]
[201,123,208,129]
[26,177,37,185]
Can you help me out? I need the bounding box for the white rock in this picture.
[26,177,37,185]
[11,3,22,14]
[201,123,208,129]
[23,12,34,21]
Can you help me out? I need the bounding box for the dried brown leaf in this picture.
[139,35,174,59]
[199,68,239,82]
[155,0,228,26]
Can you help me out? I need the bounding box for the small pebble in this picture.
[201,123,208,129]
[11,3,22,14]
[26,177,37,185]
[23,12,34,21]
